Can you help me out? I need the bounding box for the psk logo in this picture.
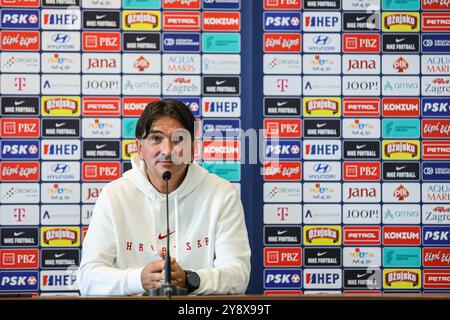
[51,163,70,174]
[314,163,331,173]
[52,33,70,43]
[314,35,331,45]
[27,276,37,286]
[291,144,300,154]
[291,273,301,283]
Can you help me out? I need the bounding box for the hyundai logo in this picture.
[52,33,70,43]
[313,36,331,45]
[313,163,331,173]
[51,164,70,174]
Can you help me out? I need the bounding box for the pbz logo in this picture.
[1,140,39,160]
[0,271,39,291]
[264,269,302,289]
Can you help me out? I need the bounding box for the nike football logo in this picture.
[55,122,65,128]
[357,273,368,279]
[54,253,65,258]
[277,230,288,236]
[96,15,107,20]
[14,232,25,237]
[96,144,106,149]
[316,123,327,128]
[395,38,406,43]
[158,231,175,240]
[356,16,366,21]
[317,251,327,257]
[136,37,146,42]
[396,166,406,171]
[215,80,226,85]
[356,144,366,150]
[277,101,288,107]
[14,100,26,106]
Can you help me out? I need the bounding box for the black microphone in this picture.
[148,171,187,297]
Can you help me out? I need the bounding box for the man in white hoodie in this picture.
[77,99,251,296]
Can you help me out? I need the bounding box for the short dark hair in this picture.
[135,99,195,141]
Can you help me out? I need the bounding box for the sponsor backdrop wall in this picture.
[0,0,450,295]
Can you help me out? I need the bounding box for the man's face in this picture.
[137,116,194,183]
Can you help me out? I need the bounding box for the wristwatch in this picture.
[185,270,200,294]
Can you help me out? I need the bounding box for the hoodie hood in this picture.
[124,154,209,202]
[124,154,210,260]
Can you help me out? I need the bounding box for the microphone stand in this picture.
[148,171,187,297]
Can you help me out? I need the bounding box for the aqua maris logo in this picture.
[422,55,450,75]
[423,183,450,202]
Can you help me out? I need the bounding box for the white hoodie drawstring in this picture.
[174,193,180,261]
